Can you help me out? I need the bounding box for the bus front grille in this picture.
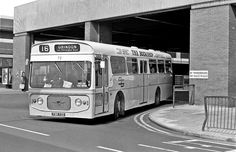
[47,95,71,111]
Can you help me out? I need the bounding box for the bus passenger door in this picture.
[140,60,148,104]
[95,56,109,115]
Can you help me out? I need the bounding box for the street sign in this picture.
[190,70,208,79]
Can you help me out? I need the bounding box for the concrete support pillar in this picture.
[85,21,112,44]
[228,5,236,97]
[13,33,32,90]
[190,5,230,104]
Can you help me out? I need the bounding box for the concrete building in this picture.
[0,16,13,88]
[13,0,236,104]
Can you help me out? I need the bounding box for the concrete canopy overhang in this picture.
[32,8,190,52]
[14,0,214,34]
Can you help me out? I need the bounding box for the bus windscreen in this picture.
[30,61,91,88]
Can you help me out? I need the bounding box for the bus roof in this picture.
[32,39,171,59]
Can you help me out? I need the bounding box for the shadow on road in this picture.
[34,100,172,125]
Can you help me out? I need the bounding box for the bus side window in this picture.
[110,56,126,74]
[158,60,165,73]
[140,60,147,74]
[127,57,138,74]
[149,59,157,73]
[95,58,108,88]
[165,60,172,74]
[140,61,143,73]
[144,61,147,73]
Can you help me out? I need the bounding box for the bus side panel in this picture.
[107,89,117,115]
[158,75,173,101]
[148,74,159,104]
[123,75,143,110]
[109,75,143,111]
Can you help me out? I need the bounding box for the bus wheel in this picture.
[154,88,161,106]
[114,93,125,119]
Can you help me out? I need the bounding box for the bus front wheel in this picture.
[114,93,125,119]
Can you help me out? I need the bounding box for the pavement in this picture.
[0,88,27,94]
[149,104,236,143]
[0,88,28,107]
[0,87,235,143]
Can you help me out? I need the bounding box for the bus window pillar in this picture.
[85,22,112,44]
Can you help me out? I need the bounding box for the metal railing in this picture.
[202,96,236,131]
[172,84,195,108]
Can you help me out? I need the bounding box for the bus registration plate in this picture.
[51,112,65,117]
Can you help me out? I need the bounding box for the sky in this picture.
[0,0,36,17]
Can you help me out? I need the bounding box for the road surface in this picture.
[0,100,235,152]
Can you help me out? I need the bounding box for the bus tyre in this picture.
[114,93,125,120]
[154,89,161,106]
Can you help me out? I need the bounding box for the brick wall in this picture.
[190,5,230,104]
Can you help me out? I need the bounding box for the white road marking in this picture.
[165,139,236,152]
[0,123,50,137]
[201,145,213,148]
[226,150,236,152]
[97,146,124,152]
[139,113,171,135]
[184,139,236,149]
[192,142,232,150]
[164,140,183,144]
[138,144,179,152]
[134,111,236,152]
[134,111,172,134]
[164,142,221,152]
[134,113,156,132]
[185,146,196,149]
[134,111,198,140]
[135,110,236,151]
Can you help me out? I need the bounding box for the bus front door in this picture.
[140,60,148,104]
[95,57,109,115]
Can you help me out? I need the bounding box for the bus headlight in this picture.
[37,97,44,105]
[75,98,82,107]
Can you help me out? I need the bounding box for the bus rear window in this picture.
[110,56,126,74]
